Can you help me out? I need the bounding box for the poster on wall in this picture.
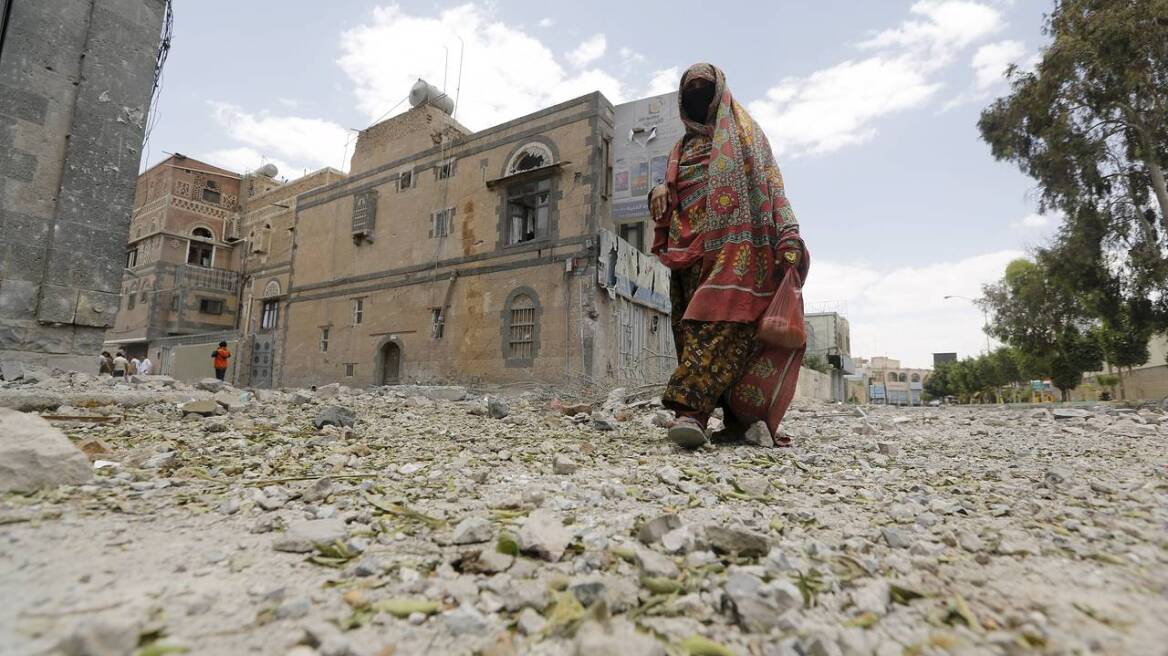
[611,93,684,222]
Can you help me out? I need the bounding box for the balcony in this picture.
[176,265,240,292]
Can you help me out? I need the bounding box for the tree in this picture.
[981,257,1104,400]
[924,362,957,400]
[979,0,1168,331]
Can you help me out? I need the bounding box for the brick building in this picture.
[0,0,165,369]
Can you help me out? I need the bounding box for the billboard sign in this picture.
[612,93,685,224]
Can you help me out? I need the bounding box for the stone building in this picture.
[854,356,931,406]
[103,155,245,357]
[103,153,342,379]
[0,0,165,369]
[277,92,674,389]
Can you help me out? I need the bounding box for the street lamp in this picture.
[944,295,991,354]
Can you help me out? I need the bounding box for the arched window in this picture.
[187,227,214,267]
[501,288,541,365]
[505,142,554,176]
[887,372,897,382]
[263,280,281,298]
[911,373,921,383]
[898,373,908,383]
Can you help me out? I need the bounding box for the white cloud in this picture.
[1010,212,1058,230]
[567,33,607,68]
[537,17,554,28]
[337,5,627,130]
[645,67,680,97]
[749,0,1004,157]
[972,39,1027,90]
[619,47,645,65]
[859,0,1004,64]
[804,249,1021,368]
[200,147,298,180]
[208,102,351,172]
[749,57,941,157]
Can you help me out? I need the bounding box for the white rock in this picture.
[518,509,571,562]
[451,517,494,545]
[0,408,90,492]
[273,519,347,553]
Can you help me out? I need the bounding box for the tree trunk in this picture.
[1132,122,1168,235]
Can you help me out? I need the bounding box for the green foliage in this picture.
[978,0,1168,342]
[803,354,831,374]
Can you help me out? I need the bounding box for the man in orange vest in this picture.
[211,341,231,381]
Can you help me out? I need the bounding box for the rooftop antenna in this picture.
[453,35,464,120]
[442,45,448,93]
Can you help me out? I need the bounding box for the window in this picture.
[127,292,136,310]
[887,372,897,382]
[397,169,413,191]
[170,295,179,311]
[436,159,455,180]
[199,299,224,315]
[618,222,644,252]
[202,180,221,204]
[352,298,364,325]
[187,241,214,267]
[192,227,213,239]
[320,327,330,352]
[344,363,355,377]
[352,190,377,240]
[911,373,921,383]
[260,300,278,331]
[506,179,551,245]
[505,143,554,176]
[899,373,908,383]
[431,308,445,339]
[506,293,536,361]
[431,207,454,238]
[125,248,138,268]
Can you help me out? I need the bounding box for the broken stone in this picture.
[313,406,355,429]
[180,399,220,416]
[638,514,682,545]
[142,451,176,469]
[997,529,1041,556]
[723,573,797,633]
[881,527,911,549]
[850,578,890,616]
[57,616,140,656]
[635,547,679,579]
[290,390,313,405]
[574,617,665,656]
[516,607,546,635]
[451,517,495,545]
[487,397,510,419]
[196,378,225,392]
[517,509,571,562]
[705,525,770,558]
[877,441,898,456]
[273,519,347,553]
[553,455,578,475]
[442,604,489,636]
[744,421,774,447]
[1053,408,1091,419]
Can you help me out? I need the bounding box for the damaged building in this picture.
[106,86,677,388]
[280,88,675,389]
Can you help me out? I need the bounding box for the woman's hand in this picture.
[649,184,668,220]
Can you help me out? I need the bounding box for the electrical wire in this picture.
[141,0,173,169]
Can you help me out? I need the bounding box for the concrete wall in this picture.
[0,0,165,369]
[795,367,832,402]
[164,338,239,383]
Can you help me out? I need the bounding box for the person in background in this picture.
[111,352,129,379]
[212,342,231,381]
[98,351,113,376]
[128,356,140,376]
[138,356,153,376]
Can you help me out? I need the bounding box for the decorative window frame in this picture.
[500,286,542,367]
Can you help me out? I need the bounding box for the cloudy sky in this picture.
[145,0,1059,368]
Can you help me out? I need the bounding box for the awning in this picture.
[485,161,569,189]
[102,337,149,345]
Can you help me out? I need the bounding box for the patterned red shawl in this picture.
[651,63,802,324]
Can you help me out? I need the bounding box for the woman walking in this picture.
[649,63,807,449]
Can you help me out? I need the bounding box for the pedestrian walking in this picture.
[211,342,231,381]
[649,63,808,449]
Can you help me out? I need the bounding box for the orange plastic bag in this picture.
[755,267,805,350]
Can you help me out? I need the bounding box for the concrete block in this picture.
[0,148,36,182]
[74,290,119,328]
[35,284,78,324]
[0,279,39,319]
[0,84,48,124]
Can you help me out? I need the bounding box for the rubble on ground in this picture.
[1,371,1167,655]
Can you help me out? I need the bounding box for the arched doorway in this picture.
[380,342,401,385]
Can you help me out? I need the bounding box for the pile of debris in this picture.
[1,371,1166,655]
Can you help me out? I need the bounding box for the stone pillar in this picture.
[0,0,165,370]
